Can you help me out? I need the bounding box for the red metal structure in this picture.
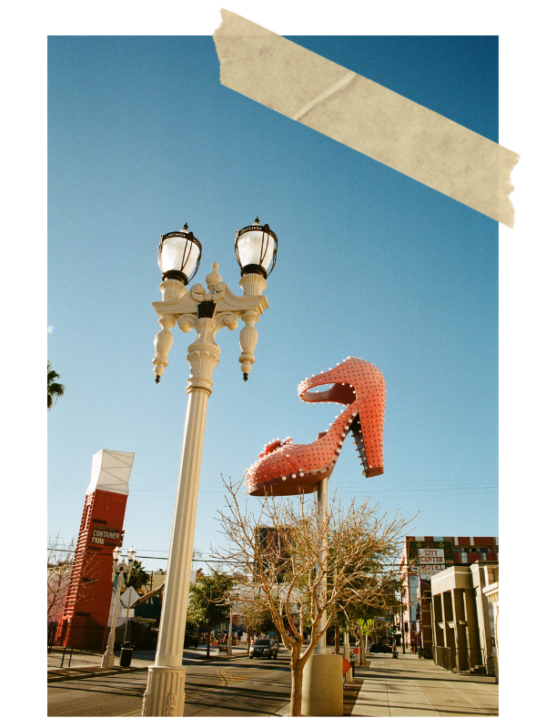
[246,357,385,496]
[55,450,134,650]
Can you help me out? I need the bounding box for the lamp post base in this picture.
[142,665,187,716]
[101,651,116,669]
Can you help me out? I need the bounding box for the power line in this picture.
[48,489,498,496]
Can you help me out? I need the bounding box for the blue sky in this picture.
[47,32,502,574]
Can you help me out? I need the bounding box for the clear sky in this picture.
[47,31,502,575]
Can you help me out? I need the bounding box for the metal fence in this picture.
[417,646,433,660]
[435,645,453,671]
[48,619,107,652]
[434,646,489,674]
[48,620,58,650]
[48,619,157,652]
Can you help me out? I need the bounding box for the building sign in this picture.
[91,527,120,545]
[408,541,454,568]
[418,548,445,580]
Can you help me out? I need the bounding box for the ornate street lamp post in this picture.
[142,219,277,717]
[102,546,136,668]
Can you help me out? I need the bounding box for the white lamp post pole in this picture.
[142,221,276,717]
[102,547,135,669]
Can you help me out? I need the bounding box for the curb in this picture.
[272,703,291,717]
[48,654,249,683]
[48,665,150,683]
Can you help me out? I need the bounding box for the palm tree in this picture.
[47,361,65,410]
[126,560,151,592]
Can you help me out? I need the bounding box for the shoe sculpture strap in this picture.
[246,357,385,496]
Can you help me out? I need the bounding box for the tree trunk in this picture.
[290,664,304,717]
[206,630,211,658]
[335,624,340,654]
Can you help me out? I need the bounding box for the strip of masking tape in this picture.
[213,10,518,228]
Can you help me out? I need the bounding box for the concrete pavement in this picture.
[349,651,498,717]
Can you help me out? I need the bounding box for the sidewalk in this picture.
[47,644,250,683]
[349,651,498,717]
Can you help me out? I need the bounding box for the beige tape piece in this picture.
[214,10,518,228]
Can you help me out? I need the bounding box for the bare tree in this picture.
[213,479,411,717]
[47,534,75,620]
[47,534,99,624]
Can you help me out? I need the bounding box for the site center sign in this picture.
[408,540,455,582]
[418,548,445,579]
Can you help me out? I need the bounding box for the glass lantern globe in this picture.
[158,224,202,284]
[113,546,121,564]
[235,218,278,278]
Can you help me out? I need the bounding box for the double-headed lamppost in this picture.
[142,219,277,717]
[102,546,136,668]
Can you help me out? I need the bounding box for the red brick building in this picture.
[56,450,135,650]
[397,536,499,653]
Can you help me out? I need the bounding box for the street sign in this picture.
[121,586,140,608]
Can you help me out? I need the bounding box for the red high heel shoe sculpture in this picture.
[246,357,385,496]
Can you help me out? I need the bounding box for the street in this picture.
[48,649,292,717]
[48,647,499,717]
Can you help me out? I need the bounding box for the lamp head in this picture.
[158,223,202,284]
[235,217,277,279]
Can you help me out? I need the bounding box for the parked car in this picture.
[369,642,392,653]
[250,639,278,659]
[184,631,199,648]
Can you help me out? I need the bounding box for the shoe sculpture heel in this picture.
[246,357,385,496]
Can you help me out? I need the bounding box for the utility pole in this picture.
[400,605,406,654]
